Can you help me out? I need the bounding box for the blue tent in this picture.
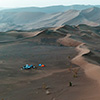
[39,64,42,67]
[23,64,33,69]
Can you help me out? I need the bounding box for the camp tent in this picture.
[23,64,33,69]
[39,64,45,67]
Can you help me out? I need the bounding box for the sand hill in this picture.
[0,24,100,100]
[0,7,100,31]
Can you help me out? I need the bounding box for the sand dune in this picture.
[0,24,100,100]
[72,43,100,88]
[57,34,81,47]
[1,7,100,32]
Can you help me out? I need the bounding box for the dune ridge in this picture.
[72,43,100,84]
[57,34,81,47]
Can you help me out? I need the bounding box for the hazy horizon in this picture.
[0,0,100,8]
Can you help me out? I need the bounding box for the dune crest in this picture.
[57,34,81,47]
[72,43,100,84]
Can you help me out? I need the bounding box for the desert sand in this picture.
[0,24,100,100]
[71,43,100,100]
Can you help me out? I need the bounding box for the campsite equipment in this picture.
[33,66,37,69]
[39,64,45,67]
[39,64,42,67]
[23,64,33,69]
[41,64,45,67]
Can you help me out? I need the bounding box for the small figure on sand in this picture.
[69,82,73,86]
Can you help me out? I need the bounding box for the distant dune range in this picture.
[0,5,100,32]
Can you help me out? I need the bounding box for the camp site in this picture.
[22,64,45,70]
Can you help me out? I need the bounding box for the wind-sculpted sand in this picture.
[69,43,100,100]
[72,43,100,84]
[0,24,100,100]
[57,34,81,47]
[58,31,100,100]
